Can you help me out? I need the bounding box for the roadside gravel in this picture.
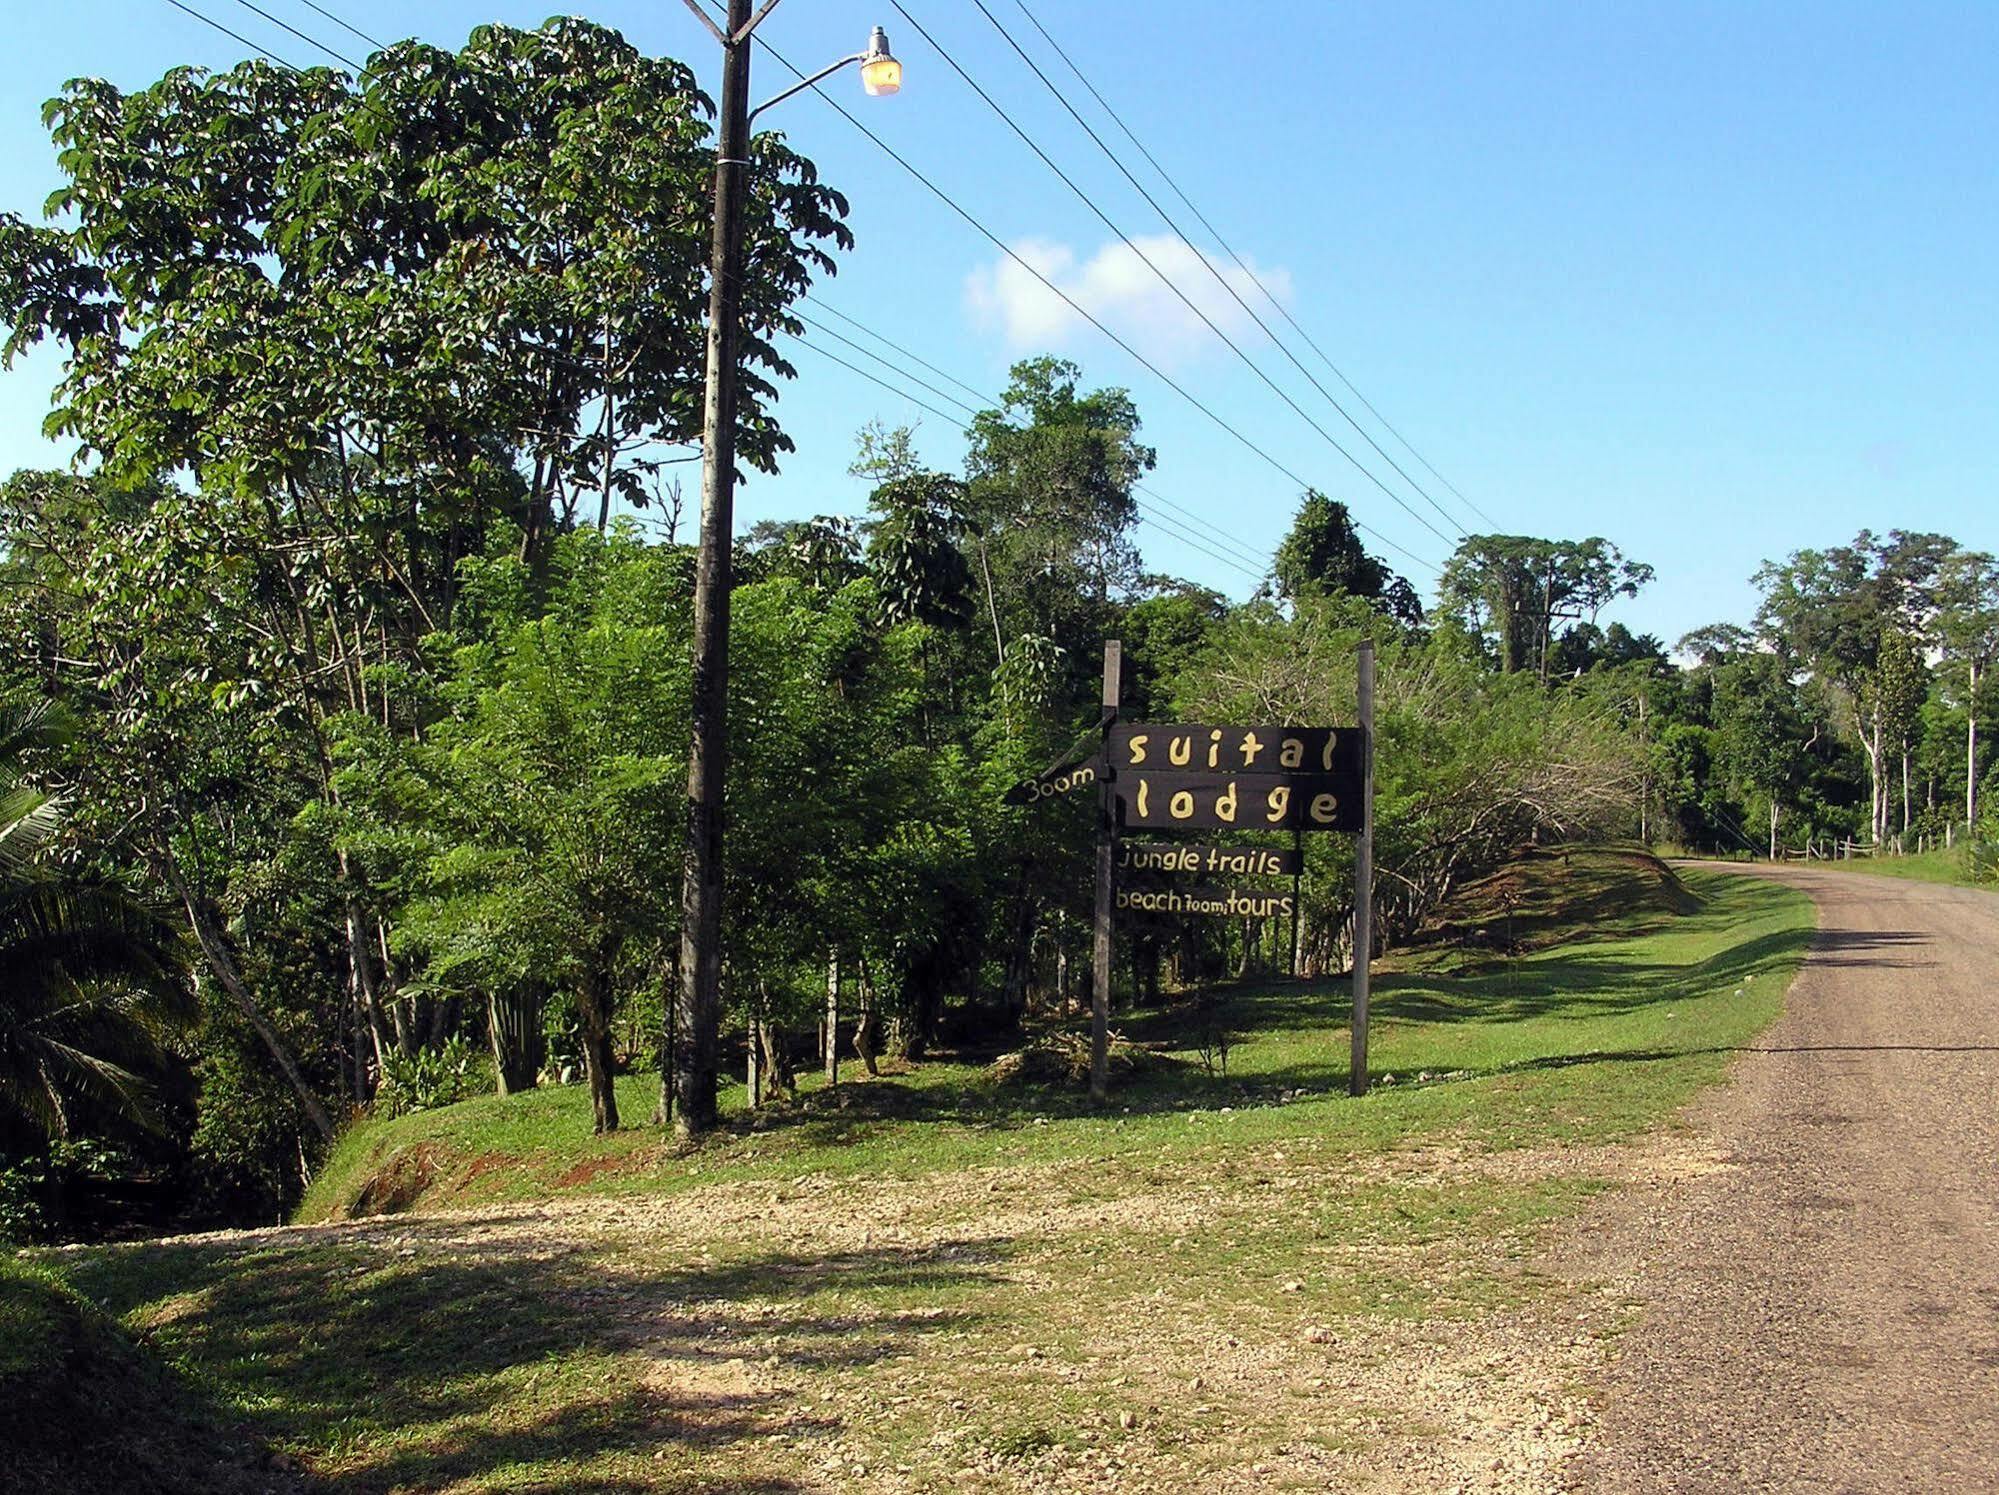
[1555,865,1999,1492]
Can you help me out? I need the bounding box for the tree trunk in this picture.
[575,973,619,1134]
[177,889,335,1144]
[824,952,840,1088]
[853,956,880,1076]
[1770,798,1779,861]
[1864,712,1887,845]
[1001,895,1034,1025]
[758,1019,794,1098]
[488,988,544,1097]
[1971,658,1982,826]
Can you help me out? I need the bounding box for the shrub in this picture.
[374,1036,482,1119]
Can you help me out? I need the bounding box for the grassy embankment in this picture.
[0,1254,290,1493]
[16,851,1814,1493]
[1833,842,1988,888]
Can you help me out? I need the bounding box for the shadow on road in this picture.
[1805,928,1934,969]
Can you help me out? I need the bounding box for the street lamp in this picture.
[672,1,900,1138]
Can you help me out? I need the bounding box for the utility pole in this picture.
[670,5,901,1137]
[1349,639,1375,1098]
[1090,641,1122,1104]
[672,0,755,1138]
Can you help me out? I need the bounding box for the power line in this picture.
[883,0,1457,552]
[705,1,1439,577]
[225,0,364,71]
[793,309,988,421]
[789,299,1277,575]
[1134,484,1270,573]
[293,0,384,51]
[1003,0,1501,535]
[962,0,1472,544]
[163,0,305,69]
[801,296,998,412]
[786,334,1266,582]
[1130,501,1268,583]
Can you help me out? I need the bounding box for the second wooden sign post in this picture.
[1085,637,1379,1101]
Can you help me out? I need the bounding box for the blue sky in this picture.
[2,1,1993,646]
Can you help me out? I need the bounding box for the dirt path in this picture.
[1558,865,1999,1492]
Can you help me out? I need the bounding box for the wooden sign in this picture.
[1114,770,1360,831]
[1002,757,1100,805]
[1118,842,1299,877]
[1114,884,1296,918]
[1108,723,1361,780]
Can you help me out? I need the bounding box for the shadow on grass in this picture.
[732,897,1820,1137]
[59,1230,1005,1493]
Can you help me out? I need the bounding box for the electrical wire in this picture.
[792,310,990,421]
[785,334,1266,582]
[883,0,1457,551]
[962,0,1472,542]
[163,0,305,69]
[293,0,384,51]
[224,0,364,71]
[787,300,1280,575]
[801,296,998,412]
[698,0,1439,577]
[1003,0,1501,535]
[160,0,1424,582]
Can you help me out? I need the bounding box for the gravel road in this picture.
[1564,865,1999,1492]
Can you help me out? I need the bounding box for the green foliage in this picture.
[1270,490,1423,624]
[0,701,189,1144]
[1439,534,1653,679]
[0,1159,49,1244]
[376,1036,483,1121]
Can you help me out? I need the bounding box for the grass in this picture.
[0,1254,284,1494]
[1831,842,1990,889]
[26,854,1816,1493]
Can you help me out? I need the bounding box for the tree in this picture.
[0,19,851,1148]
[1439,536,1653,681]
[0,703,189,1144]
[1675,623,1753,668]
[1269,491,1423,625]
[964,357,1153,662]
[1753,530,1956,843]
[866,476,975,634]
[1869,629,1928,836]
[0,20,850,549]
[1711,654,1811,857]
[1937,550,1999,825]
[1548,622,1666,677]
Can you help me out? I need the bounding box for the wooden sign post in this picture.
[1064,637,1376,1103]
[1349,639,1376,1097]
[1090,641,1122,1104]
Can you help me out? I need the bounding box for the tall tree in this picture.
[964,356,1153,664]
[1754,530,1956,843]
[1439,535,1653,681]
[1269,491,1423,624]
[1937,550,1999,825]
[0,20,849,545]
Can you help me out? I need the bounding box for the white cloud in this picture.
[964,235,1293,368]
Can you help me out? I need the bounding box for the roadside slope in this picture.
[34,864,1816,1494]
[1560,865,1999,1492]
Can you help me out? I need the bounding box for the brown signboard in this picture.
[1114,770,1360,831]
[1117,842,1300,878]
[1108,723,1361,780]
[1114,884,1297,919]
